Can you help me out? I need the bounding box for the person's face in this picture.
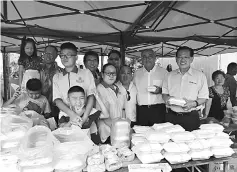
[231,67,237,76]
[27,90,41,99]
[24,42,34,57]
[120,66,132,85]
[108,53,121,69]
[214,74,225,86]
[176,49,194,70]
[141,50,156,69]
[102,65,117,85]
[68,92,85,108]
[85,55,99,72]
[43,46,57,64]
[60,49,78,68]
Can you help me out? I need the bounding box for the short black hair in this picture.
[227,62,237,73]
[60,42,78,53]
[212,70,225,81]
[26,78,42,91]
[68,86,85,95]
[120,65,132,73]
[45,45,58,53]
[102,63,117,73]
[108,50,121,59]
[176,46,194,57]
[83,51,99,65]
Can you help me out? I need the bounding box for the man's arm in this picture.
[204,98,212,118]
[81,95,95,124]
[54,98,79,120]
[228,78,237,106]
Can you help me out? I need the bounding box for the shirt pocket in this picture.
[187,79,199,93]
[153,79,162,87]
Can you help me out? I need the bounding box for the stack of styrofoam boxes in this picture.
[17,126,55,172]
[132,124,170,164]
[158,124,193,164]
[199,124,235,158]
[0,113,33,172]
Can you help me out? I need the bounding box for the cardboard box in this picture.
[209,158,237,172]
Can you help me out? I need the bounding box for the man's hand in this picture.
[150,85,162,94]
[183,98,196,111]
[164,96,174,106]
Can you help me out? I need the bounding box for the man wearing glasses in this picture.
[117,65,137,127]
[41,45,62,122]
[53,42,96,132]
[162,46,209,131]
[133,49,168,126]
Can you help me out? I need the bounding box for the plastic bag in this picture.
[1,115,33,139]
[18,126,54,166]
[18,161,54,172]
[87,163,106,172]
[19,110,49,128]
[52,127,94,171]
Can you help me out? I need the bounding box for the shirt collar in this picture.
[177,67,193,76]
[117,81,134,91]
[101,81,119,95]
[143,65,157,73]
[62,66,78,76]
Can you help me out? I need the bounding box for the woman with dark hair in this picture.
[204,70,231,121]
[18,37,42,91]
[83,51,101,85]
[96,63,124,143]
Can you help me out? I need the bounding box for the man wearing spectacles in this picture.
[40,45,62,122]
[108,50,122,82]
[117,65,137,127]
[133,49,168,126]
[162,46,209,131]
[53,42,97,135]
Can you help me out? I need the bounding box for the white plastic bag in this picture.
[18,126,54,166]
[52,127,94,171]
[19,110,49,128]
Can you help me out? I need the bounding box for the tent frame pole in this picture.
[120,32,126,65]
[3,47,10,101]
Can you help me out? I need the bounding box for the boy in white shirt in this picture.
[58,86,100,141]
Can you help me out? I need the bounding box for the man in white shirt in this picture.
[133,49,168,126]
[53,42,96,127]
[116,65,137,127]
[162,46,209,131]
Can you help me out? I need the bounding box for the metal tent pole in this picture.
[2,47,10,100]
[100,48,104,71]
[120,32,126,65]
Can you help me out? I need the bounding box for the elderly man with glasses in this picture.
[133,49,168,126]
[41,45,62,122]
[116,65,137,127]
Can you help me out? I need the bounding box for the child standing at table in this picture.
[18,37,42,91]
[58,86,101,139]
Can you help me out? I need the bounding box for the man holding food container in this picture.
[162,46,209,131]
[133,49,168,126]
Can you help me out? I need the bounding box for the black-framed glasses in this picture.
[126,90,131,101]
[59,54,77,59]
[104,72,117,77]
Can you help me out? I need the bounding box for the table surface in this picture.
[113,153,237,172]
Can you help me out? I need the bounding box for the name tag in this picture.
[189,81,197,84]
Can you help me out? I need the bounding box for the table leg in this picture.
[223,161,228,172]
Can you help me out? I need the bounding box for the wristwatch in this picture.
[194,100,199,107]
